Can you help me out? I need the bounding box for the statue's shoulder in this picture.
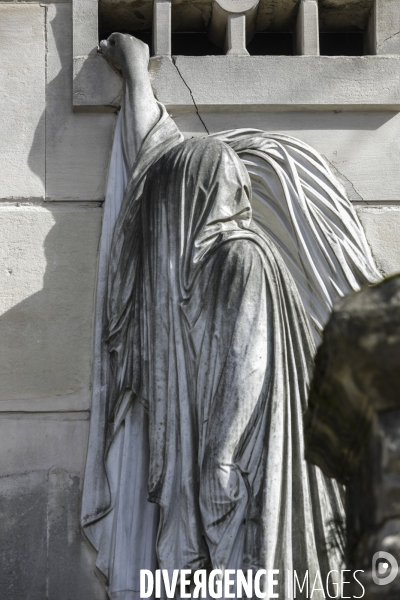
[146,135,237,183]
[163,135,233,162]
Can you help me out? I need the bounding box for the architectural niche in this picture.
[72,0,400,111]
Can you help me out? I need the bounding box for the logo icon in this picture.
[372,551,399,586]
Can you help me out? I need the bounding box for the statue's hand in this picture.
[100,33,150,80]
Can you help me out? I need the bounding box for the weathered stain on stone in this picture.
[0,468,106,600]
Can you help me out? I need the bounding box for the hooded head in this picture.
[141,137,253,295]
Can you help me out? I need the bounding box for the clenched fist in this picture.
[100,33,150,82]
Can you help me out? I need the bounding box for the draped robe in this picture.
[81,104,381,600]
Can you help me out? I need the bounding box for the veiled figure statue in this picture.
[81,35,381,600]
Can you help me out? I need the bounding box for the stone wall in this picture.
[1,4,111,598]
[1,2,400,598]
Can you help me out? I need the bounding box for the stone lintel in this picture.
[73,54,400,112]
[73,54,122,111]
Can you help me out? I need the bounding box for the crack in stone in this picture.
[172,58,210,135]
[378,30,400,49]
[109,92,122,108]
[324,156,366,204]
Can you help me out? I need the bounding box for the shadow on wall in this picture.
[27,2,116,201]
[25,3,66,196]
[0,6,111,598]
[1,465,107,600]
[0,205,106,600]
[0,207,101,402]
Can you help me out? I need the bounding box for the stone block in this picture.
[73,0,98,56]
[72,0,124,112]
[170,55,400,110]
[73,54,123,111]
[75,52,400,111]
[295,0,319,56]
[366,0,400,55]
[0,414,89,477]
[176,110,400,202]
[0,414,107,600]
[0,203,102,411]
[357,206,400,276]
[150,55,194,109]
[153,0,172,57]
[224,14,249,56]
[47,3,117,200]
[0,5,45,200]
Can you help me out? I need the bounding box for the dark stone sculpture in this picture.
[306,274,400,599]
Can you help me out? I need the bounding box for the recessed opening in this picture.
[99,0,154,41]
[99,2,371,57]
[172,32,295,56]
[99,28,364,58]
[319,0,373,32]
[98,29,295,57]
[318,0,373,56]
[320,32,364,56]
[248,32,294,56]
[98,0,297,56]
[171,33,223,56]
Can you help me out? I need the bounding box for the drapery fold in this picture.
[212,129,380,341]
[81,105,380,599]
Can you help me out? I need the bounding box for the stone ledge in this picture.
[73,54,400,112]
[73,54,122,111]
[0,388,92,413]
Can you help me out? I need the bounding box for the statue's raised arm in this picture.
[100,33,160,165]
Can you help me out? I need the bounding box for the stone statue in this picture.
[81,34,381,600]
